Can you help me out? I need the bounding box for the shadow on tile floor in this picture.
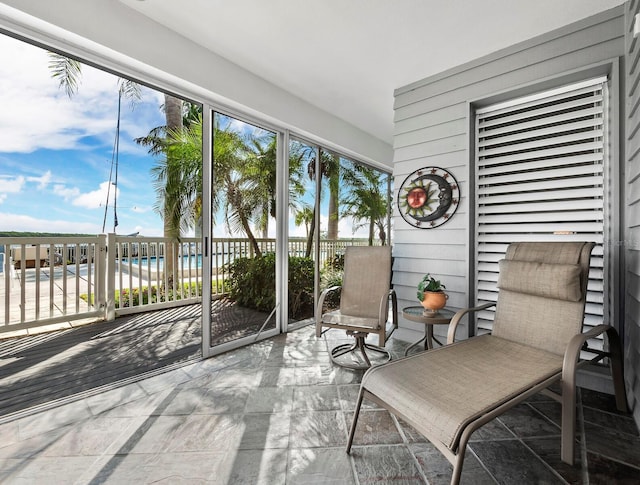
[0,325,638,484]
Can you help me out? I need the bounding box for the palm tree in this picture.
[155,114,265,257]
[323,152,341,240]
[302,149,342,257]
[246,135,277,238]
[294,206,314,238]
[134,101,201,157]
[342,165,390,245]
[151,117,203,240]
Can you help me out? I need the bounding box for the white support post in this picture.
[95,234,108,319]
[105,233,116,320]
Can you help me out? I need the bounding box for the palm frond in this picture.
[118,79,142,108]
[48,52,82,98]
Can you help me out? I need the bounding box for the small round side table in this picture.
[402,306,456,356]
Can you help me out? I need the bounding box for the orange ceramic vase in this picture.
[420,291,448,313]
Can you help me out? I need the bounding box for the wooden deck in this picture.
[0,298,281,420]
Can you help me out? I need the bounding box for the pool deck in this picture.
[0,264,148,338]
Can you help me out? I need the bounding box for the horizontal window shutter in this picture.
[475,77,608,347]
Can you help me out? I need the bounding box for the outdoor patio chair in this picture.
[347,241,628,484]
[316,245,397,369]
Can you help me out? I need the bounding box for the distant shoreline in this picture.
[0,231,96,237]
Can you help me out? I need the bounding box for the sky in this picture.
[0,34,372,240]
[0,34,167,236]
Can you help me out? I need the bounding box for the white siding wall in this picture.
[392,8,626,346]
[625,0,640,425]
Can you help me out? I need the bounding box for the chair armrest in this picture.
[562,324,614,388]
[316,285,341,323]
[379,289,398,333]
[562,325,612,381]
[447,302,496,344]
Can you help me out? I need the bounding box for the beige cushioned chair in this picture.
[347,242,628,484]
[316,245,397,369]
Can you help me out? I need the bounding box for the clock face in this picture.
[397,167,460,228]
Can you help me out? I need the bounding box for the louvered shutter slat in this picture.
[478,175,603,195]
[479,104,603,135]
[478,118,604,148]
[475,77,608,335]
[479,164,603,186]
[479,199,603,214]
[479,187,603,205]
[478,142,604,167]
[477,82,604,119]
[478,233,604,243]
[479,153,603,176]
[479,130,604,158]
[479,211,603,224]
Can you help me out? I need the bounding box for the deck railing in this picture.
[0,234,372,334]
[0,236,107,333]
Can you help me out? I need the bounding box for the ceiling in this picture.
[120,0,624,144]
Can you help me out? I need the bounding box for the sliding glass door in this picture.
[203,110,280,354]
[202,114,392,356]
[287,138,392,330]
[286,138,319,328]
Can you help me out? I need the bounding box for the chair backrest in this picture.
[492,241,594,355]
[340,246,392,319]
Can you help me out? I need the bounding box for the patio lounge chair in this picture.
[347,241,628,484]
[316,245,397,369]
[12,246,48,269]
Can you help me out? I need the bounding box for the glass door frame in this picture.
[201,107,393,358]
[201,106,288,358]
[283,136,322,334]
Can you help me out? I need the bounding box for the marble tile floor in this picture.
[0,324,638,484]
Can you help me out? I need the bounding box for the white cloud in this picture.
[27,170,52,189]
[339,216,369,238]
[0,212,101,233]
[318,214,369,239]
[0,175,26,195]
[0,172,53,201]
[288,224,308,238]
[72,181,117,209]
[53,184,81,201]
[0,36,164,154]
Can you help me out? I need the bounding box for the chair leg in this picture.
[346,387,365,453]
[450,453,465,485]
[561,375,576,464]
[606,327,629,412]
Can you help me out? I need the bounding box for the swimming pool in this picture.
[120,255,204,269]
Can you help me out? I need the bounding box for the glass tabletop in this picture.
[402,306,456,320]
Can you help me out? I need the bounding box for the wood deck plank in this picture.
[0,297,291,419]
[0,305,202,418]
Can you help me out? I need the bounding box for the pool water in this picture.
[121,255,204,269]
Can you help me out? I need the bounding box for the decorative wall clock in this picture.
[397,166,460,228]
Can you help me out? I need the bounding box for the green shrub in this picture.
[80,280,224,307]
[288,255,315,318]
[324,252,345,272]
[226,253,314,318]
[320,268,343,310]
